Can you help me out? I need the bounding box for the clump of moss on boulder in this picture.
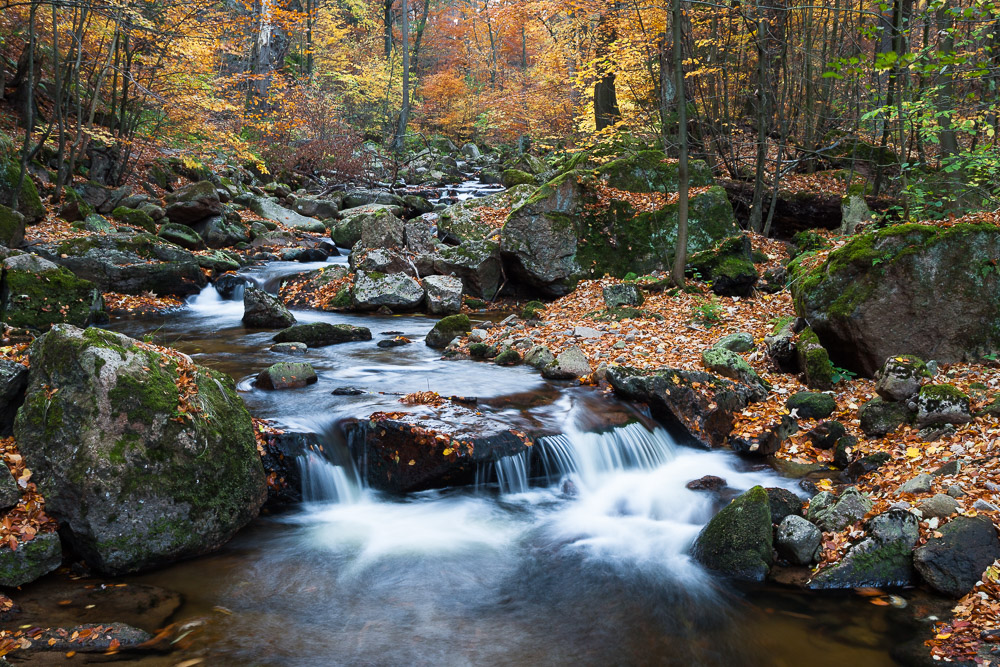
[1,254,104,331]
[692,485,773,582]
[786,391,837,419]
[426,314,472,349]
[111,206,156,233]
[686,234,759,297]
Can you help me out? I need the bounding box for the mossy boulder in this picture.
[0,160,45,222]
[687,234,759,297]
[111,207,156,233]
[859,397,914,437]
[875,354,931,401]
[796,327,834,390]
[13,325,267,575]
[0,204,25,248]
[164,181,222,225]
[602,283,644,309]
[700,347,769,399]
[790,222,1000,375]
[58,187,95,222]
[157,222,206,250]
[691,486,773,582]
[494,348,521,366]
[243,286,295,328]
[272,322,372,347]
[432,240,503,299]
[74,214,115,234]
[714,332,754,353]
[437,185,537,243]
[521,300,546,320]
[1,254,104,331]
[808,509,919,589]
[255,362,318,390]
[915,384,972,427]
[426,314,472,349]
[595,150,714,193]
[786,391,837,419]
[501,169,536,189]
[0,531,62,587]
[192,215,251,249]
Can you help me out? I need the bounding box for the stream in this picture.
[18,179,918,665]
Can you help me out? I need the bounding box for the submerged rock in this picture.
[256,362,318,390]
[13,325,267,575]
[692,485,773,582]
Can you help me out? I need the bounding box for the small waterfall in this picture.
[537,422,677,489]
[494,449,530,495]
[298,450,362,504]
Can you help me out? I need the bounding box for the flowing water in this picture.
[32,179,916,664]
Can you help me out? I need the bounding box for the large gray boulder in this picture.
[341,189,405,210]
[240,194,325,232]
[352,271,425,311]
[790,223,1000,375]
[1,254,105,331]
[692,486,773,582]
[423,275,463,314]
[914,516,1000,597]
[437,184,534,243]
[13,325,267,575]
[191,215,251,249]
[432,240,503,299]
[164,181,222,225]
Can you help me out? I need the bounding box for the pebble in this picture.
[947,484,966,498]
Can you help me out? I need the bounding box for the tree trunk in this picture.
[393,0,410,150]
[671,0,689,287]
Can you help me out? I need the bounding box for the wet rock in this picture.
[426,314,472,349]
[806,420,846,450]
[494,348,521,366]
[1,254,105,332]
[917,493,959,519]
[256,362,318,390]
[541,346,592,380]
[524,345,555,370]
[215,273,254,300]
[271,342,306,355]
[859,397,914,437]
[6,622,151,656]
[377,337,411,348]
[0,358,28,437]
[730,415,797,457]
[692,485,773,582]
[0,466,19,510]
[423,275,463,315]
[273,322,372,347]
[776,515,822,565]
[242,286,296,328]
[808,509,919,589]
[352,270,425,311]
[786,391,836,419]
[344,408,532,493]
[11,581,182,632]
[713,332,754,353]
[602,283,644,309]
[192,214,251,249]
[607,366,757,448]
[701,347,768,400]
[0,532,62,587]
[13,325,267,575]
[164,180,222,224]
[687,475,727,491]
[807,486,872,532]
[914,516,1000,597]
[915,384,972,427]
[332,387,364,396]
[241,194,325,231]
[767,487,805,524]
[875,355,931,402]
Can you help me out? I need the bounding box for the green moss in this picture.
[786,391,837,419]
[111,207,156,233]
[0,159,45,221]
[502,169,536,188]
[332,285,352,309]
[464,297,487,309]
[692,485,773,581]
[797,327,834,390]
[2,264,101,331]
[521,300,546,320]
[494,348,521,366]
[595,150,714,193]
[107,358,180,423]
[434,314,471,332]
[919,383,969,402]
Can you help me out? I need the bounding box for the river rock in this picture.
[898,473,933,495]
[541,346,592,380]
[1,253,104,331]
[730,415,797,457]
[786,391,836,419]
[914,516,1000,597]
[875,354,931,401]
[5,622,150,656]
[342,189,405,210]
[437,185,534,243]
[0,358,28,436]
[423,275,463,314]
[0,532,62,587]
[686,475,727,491]
[915,384,972,426]
[767,487,805,523]
[273,322,372,346]
[607,366,756,448]
[344,408,532,493]
[691,485,773,582]
[352,271,425,311]
[158,222,206,250]
[0,204,25,248]
[700,347,768,399]
[524,345,555,370]
[807,486,872,532]
[215,273,254,299]
[460,143,481,159]
[790,222,1000,376]
[241,194,325,232]
[808,509,919,589]
[164,180,222,224]
[918,493,959,518]
[271,341,306,355]
[351,247,414,275]
[358,209,406,250]
[426,314,471,349]
[13,325,267,575]
[859,397,914,437]
[776,515,822,565]
[32,233,210,296]
[256,362,318,390]
[432,240,503,299]
[192,214,251,248]
[243,286,296,328]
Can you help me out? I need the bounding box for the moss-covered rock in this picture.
[915,384,972,426]
[0,204,25,248]
[73,214,115,233]
[700,347,769,399]
[714,332,754,353]
[791,222,1000,375]
[808,509,918,589]
[595,150,714,192]
[272,322,371,347]
[686,234,759,297]
[157,222,206,250]
[111,207,156,233]
[692,485,773,582]
[602,283,644,309]
[58,186,95,222]
[786,391,837,419]
[875,354,931,401]
[521,300,546,320]
[426,314,472,349]
[0,159,45,222]
[1,254,104,331]
[0,531,62,587]
[164,181,222,225]
[859,397,914,437]
[796,327,834,390]
[789,230,829,259]
[13,325,267,575]
[501,169,537,188]
[494,348,521,366]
